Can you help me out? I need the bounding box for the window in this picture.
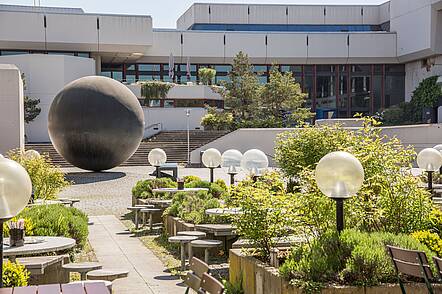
[164,100,174,108]
[189,23,384,32]
[139,64,160,71]
[0,50,28,56]
[149,100,161,107]
[316,65,337,119]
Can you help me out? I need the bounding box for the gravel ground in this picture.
[59,166,249,216]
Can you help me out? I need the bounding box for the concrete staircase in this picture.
[26,130,229,168]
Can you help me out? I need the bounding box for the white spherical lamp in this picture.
[315,151,364,232]
[417,148,442,193]
[240,149,269,177]
[221,149,243,185]
[148,148,167,178]
[24,150,41,160]
[0,154,3,159]
[434,144,442,153]
[202,148,222,182]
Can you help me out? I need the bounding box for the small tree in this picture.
[21,73,41,124]
[259,66,312,125]
[198,67,216,85]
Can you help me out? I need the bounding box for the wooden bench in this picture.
[0,281,109,294]
[184,257,209,294]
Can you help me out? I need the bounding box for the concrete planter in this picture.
[164,215,195,236]
[229,249,442,294]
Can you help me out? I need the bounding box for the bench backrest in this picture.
[199,273,225,294]
[387,245,433,279]
[184,257,210,291]
[433,256,442,279]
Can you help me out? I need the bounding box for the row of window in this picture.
[102,63,405,119]
[140,99,224,109]
[0,50,90,58]
[189,23,385,32]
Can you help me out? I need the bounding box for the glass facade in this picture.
[189,24,384,32]
[102,63,405,118]
[0,50,90,57]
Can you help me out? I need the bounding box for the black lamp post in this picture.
[315,151,365,234]
[417,148,442,199]
[148,148,167,179]
[202,149,222,183]
[221,150,243,186]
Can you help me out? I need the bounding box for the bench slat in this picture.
[84,282,110,294]
[11,286,37,294]
[37,284,60,294]
[0,289,13,294]
[61,284,85,294]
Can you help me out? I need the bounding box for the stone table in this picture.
[3,236,76,260]
[168,235,198,271]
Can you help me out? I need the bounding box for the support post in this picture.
[155,166,160,179]
[428,171,434,198]
[209,167,214,183]
[335,199,344,233]
[229,173,235,186]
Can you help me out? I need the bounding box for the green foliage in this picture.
[429,208,442,235]
[411,230,442,257]
[258,66,312,125]
[16,205,89,249]
[198,67,216,85]
[2,261,30,287]
[132,178,177,199]
[229,172,293,260]
[201,107,234,131]
[8,150,70,200]
[183,175,201,183]
[279,229,436,289]
[22,73,41,124]
[165,191,220,224]
[275,118,433,235]
[140,81,173,100]
[185,179,227,199]
[381,76,442,125]
[223,275,244,294]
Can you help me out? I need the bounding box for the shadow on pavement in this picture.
[64,171,126,184]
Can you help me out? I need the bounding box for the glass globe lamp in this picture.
[315,151,364,232]
[240,149,268,179]
[202,148,222,182]
[24,149,41,160]
[0,158,32,287]
[417,148,442,193]
[434,144,442,174]
[148,148,167,178]
[221,149,242,185]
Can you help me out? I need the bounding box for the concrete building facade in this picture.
[0,1,441,142]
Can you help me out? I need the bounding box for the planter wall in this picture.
[229,249,442,294]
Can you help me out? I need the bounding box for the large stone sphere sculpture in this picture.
[48,76,145,171]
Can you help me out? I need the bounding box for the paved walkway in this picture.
[88,215,185,294]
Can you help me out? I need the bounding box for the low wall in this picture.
[190,124,442,166]
[229,249,442,294]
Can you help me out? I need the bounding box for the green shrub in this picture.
[3,217,34,237]
[279,229,436,290]
[8,150,70,200]
[198,67,216,85]
[201,107,234,131]
[409,76,442,123]
[428,208,442,235]
[275,117,433,235]
[165,191,220,224]
[411,230,442,257]
[132,178,177,199]
[185,180,228,199]
[16,205,88,249]
[183,175,201,183]
[2,261,30,287]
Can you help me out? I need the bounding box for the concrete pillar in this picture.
[90,53,101,75]
[0,64,25,155]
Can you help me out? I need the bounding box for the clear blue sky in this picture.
[1,0,387,28]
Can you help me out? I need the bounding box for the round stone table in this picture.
[205,208,242,216]
[168,235,198,271]
[3,236,76,259]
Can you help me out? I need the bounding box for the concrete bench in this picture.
[177,231,207,239]
[140,208,162,231]
[190,240,222,265]
[10,255,70,285]
[86,269,129,282]
[62,262,102,280]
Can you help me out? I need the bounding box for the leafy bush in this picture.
[8,150,70,200]
[16,205,88,249]
[229,172,293,260]
[165,191,220,224]
[279,229,436,290]
[201,107,234,131]
[3,261,30,287]
[132,178,177,199]
[3,217,34,237]
[183,175,201,183]
[198,67,216,85]
[411,230,442,257]
[275,117,433,235]
[185,180,228,199]
[140,81,173,100]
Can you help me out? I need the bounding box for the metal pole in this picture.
[229,173,235,186]
[428,171,434,198]
[210,167,214,183]
[186,110,190,166]
[155,166,160,179]
[335,199,344,233]
[0,219,3,288]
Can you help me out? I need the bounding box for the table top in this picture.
[195,224,236,237]
[205,208,242,216]
[168,235,198,243]
[3,236,76,257]
[152,188,209,194]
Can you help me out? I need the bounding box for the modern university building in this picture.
[0,0,441,143]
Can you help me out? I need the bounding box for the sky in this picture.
[1,0,387,28]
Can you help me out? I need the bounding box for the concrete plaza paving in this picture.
[60,166,248,216]
[89,215,185,294]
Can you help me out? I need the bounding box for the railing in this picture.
[143,122,162,139]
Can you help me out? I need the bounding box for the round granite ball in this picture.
[48,76,145,171]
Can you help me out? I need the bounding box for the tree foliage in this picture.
[22,73,41,124]
[198,67,216,85]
